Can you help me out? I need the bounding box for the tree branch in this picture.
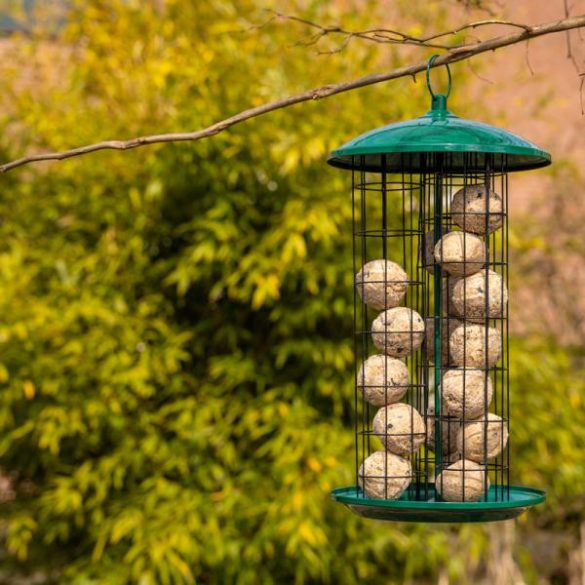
[1,14,585,174]
[269,11,453,51]
[267,10,535,53]
[564,0,580,71]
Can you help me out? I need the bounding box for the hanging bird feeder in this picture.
[329,56,548,523]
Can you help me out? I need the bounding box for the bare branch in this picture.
[525,39,535,76]
[564,0,580,72]
[316,35,352,56]
[270,10,534,53]
[563,0,584,113]
[270,11,451,50]
[419,19,532,43]
[2,14,585,173]
[466,59,494,84]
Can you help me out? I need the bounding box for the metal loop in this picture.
[426,54,452,98]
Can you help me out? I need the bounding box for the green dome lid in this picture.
[328,94,551,173]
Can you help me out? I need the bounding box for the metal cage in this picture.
[329,58,548,523]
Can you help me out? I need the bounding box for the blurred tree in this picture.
[0,1,473,583]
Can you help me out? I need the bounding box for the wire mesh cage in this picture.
[329,58,548,523]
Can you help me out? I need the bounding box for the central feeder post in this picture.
[433,151,444,487]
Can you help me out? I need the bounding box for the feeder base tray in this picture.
[331,485,545,523]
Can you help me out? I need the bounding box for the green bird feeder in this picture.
[328,56,548,523]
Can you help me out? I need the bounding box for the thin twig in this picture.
[467,59,494,84]
[2,14,585,173]
[316,35,352,56]
[269,10,535,52]
[525,38,535,76]
[564,0,580,72]
[419,19,532,42]
[563,0,585,114]
[270,11,452,50]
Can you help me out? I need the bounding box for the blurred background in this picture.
[0,0,583,583]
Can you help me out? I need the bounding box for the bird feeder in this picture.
[328,57,548,523]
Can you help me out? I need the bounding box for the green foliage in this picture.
[0,1,582,584]
[511,338,585,498]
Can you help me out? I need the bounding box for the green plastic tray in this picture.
[331,485,546,523]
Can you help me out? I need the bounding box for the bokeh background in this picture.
[0,0,583,583]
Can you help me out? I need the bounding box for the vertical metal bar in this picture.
[492,160,500,502]
[433,153,444,485]
[382,154,388,262]
[483,153,492,501]
[411,154,420,499]
[408,154,417,498]
[381,154,389,498]
[504,156,511,500]
[352,160,359,497]
[360,157,369,471]
[461,152,470,502]
[420,154,430,501]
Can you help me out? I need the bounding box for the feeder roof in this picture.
[328,97,551,173]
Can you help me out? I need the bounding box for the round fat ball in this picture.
[450,323,502,368]
[441,368,494,419]
[371,307,425,358]
[435,459,488,502]
[434,232,486,277]
[458,412,509,462]
[357,355,409,407]
[356,259,408,310]
[452,269,508,323]
[373,403,426,456]
[451,184,504,235]
[420,228,450,274]
[358,450,412,500]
